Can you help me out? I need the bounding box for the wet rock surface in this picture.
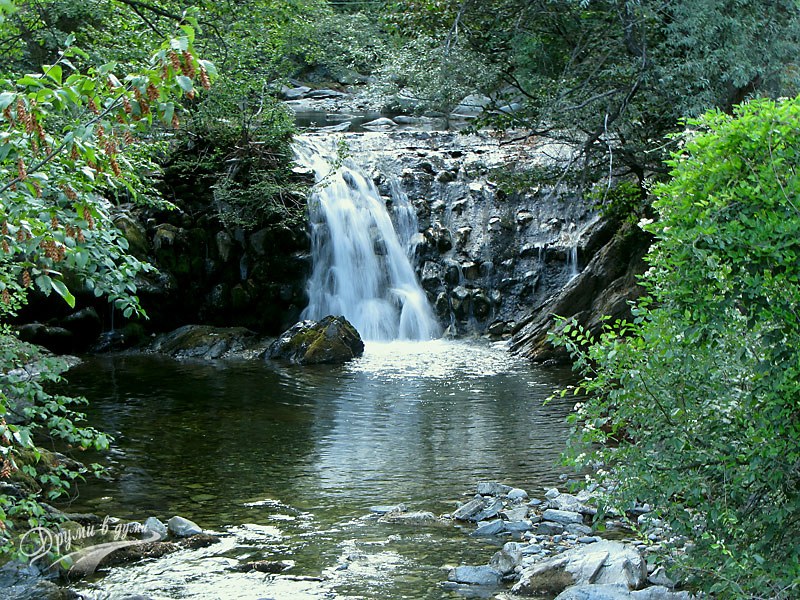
[511,221,651,362]
[267,315,364,364]
[145,324,270,360]
[298,131,604,338]
[382,481,695,599]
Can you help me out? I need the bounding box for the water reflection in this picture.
[64,340,575,599]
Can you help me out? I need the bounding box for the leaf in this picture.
[175,76,194,93]
[43,64,62,85]
[161,102,174,126]
[0,91,14,111]
[51,279,76,308]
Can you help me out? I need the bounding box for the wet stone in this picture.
[542,509,584,525]
[453,497,486,521]
[369,504,407,515]
[477,482,513,496]
[474,498,504,521]
[537,521,565,536]
[167,516,202,537]
[448,565,502,586]
[471,519,506,537]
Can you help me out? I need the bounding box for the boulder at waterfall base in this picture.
[267,316,364,364]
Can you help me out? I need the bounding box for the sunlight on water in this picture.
[65,343,575,600]
[350,339,526,380]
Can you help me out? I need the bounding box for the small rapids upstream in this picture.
[294,136,440,341]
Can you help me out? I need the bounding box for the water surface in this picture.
[64,340,574,599]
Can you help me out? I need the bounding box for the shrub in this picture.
[550,97,800,598]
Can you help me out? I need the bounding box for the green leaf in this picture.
[0,91,14,111]
[43,64,62,85]
[175,76,193,93]
[50,279,76,308]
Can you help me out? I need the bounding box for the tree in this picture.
[0,0,213,553]
[551,97,800,598]
[379,1,800,191]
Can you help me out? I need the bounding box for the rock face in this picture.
[301,131,605,338]
[511,222,650,362]
[513,540,648,596]
[267,316,364,364]
[146,325,268,360]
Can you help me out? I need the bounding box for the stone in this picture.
[59,307,102,348]
[113,212,150,259]
[550,492,597,516]
[451,94,492,118]
[488,321,507,336]
[282,85,311,100]
[472,293,491,319]
[453,497,486,521]
[510,222,650,362]
[545,488,561,500]
[647,567,677,588]
[305,88,349,99]
[235,560,292,574]
[501,506,529,522]
[462,261,481,280]
[537,522,565,536]
[513,541,648,596]
[516,210,535,225]
[474,497,504,521]
[505,520,534,533]
[566,524,594,536]
[369,504,406,515]
[167,516,202,537]
[490,549,520,575]
[15,323,73,354]
[153,223,181,251]
[477,482,513,496]
[378,511,438,525]
[267,316,364,365]
[421,261,444,291]
[362,117,397,129]
[542,509,584,525]
[147,325,261,360]
[143,517,168,538]
[448,565,502,586]
[554,584,694,600]
[507,488,529,501]
[471,519,506,536]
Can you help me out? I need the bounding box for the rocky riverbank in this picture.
[367,481,693,600]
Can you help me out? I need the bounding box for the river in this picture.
[62,340,574,599]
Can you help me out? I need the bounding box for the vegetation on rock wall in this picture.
[550,97,800,599]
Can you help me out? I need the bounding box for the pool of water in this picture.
[61,340,575,599]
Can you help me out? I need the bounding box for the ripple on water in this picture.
[64,339,576,599]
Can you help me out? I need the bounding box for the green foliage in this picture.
[0,3,215,554]
[0,329,109,551]
[588,180,648,224]
[550,97,800,598]
[375,34,500,115]
[164,77,304,230]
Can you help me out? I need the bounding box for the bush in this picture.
[550,97,800,598]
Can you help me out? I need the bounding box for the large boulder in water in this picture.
[267,316,364,365]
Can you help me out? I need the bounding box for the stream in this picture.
[63,340,574,599]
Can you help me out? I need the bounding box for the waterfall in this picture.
[294,136,440,342]
[567,245,579,280]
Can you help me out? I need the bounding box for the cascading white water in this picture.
[294,136,440,342]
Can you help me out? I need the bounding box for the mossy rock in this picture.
[267,316,364,365]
